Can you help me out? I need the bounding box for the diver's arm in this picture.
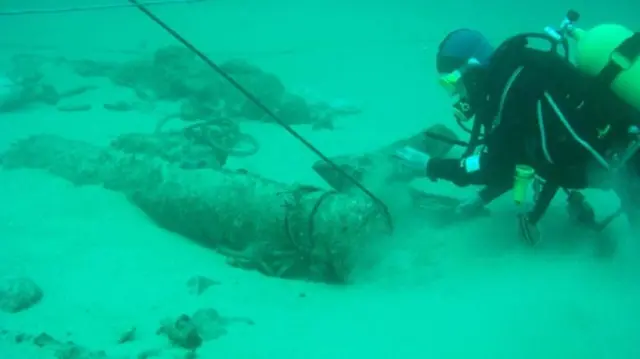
[613,171,640,230]
[426,110,523,185]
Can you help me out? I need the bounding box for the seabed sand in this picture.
[1,103,640,359]
[2,1,640,358]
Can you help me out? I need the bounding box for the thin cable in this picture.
[0,0,205,16]
[127,0,393,231]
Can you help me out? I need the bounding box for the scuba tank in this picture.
[568,24,640,113]
[545,12,640,169]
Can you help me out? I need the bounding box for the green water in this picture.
[0,1,639,358]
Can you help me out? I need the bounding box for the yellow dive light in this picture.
[513,165,535,205]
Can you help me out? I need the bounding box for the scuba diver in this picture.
[394,12,640,244]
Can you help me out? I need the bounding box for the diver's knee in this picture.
[624,207,640,229]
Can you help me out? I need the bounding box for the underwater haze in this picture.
[1,0,639,358]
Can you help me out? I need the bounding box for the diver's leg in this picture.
[613,173,640,230]
[544,165,598,229]
[565,190,597,227]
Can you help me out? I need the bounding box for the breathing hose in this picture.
[127,0,393,232]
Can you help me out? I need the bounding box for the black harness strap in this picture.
[596,32,640,85]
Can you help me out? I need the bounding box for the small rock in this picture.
[157,315,202,350]
[33,332,59,347]
[311,115,334,131]
[277,94,312,125]
[186,276,218,296]
[117,327,136,344]
[103,101,135,112]
[191,308,227,341]
[35,84,60,105]
[55,342,108,359]
[14,332,30,343]
[136,348,161,359]
[0,276,43,313]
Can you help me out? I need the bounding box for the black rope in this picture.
[128,0,393,231]
[423,131,470,147]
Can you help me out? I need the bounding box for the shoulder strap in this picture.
[476,35,531,124]
[596,32,640,86]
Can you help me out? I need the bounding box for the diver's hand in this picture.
[454,194,486,217]
[392,146,430,178]
[518,213,541,245]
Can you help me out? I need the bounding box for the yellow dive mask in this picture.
[437,57,481,96]
[439,58,482,124]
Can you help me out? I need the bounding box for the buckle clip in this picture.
[610,51,633,71]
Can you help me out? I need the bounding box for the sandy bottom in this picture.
[2,1,640,357]
[1,103,640,359]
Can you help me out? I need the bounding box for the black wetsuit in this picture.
[426,35,639,225]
